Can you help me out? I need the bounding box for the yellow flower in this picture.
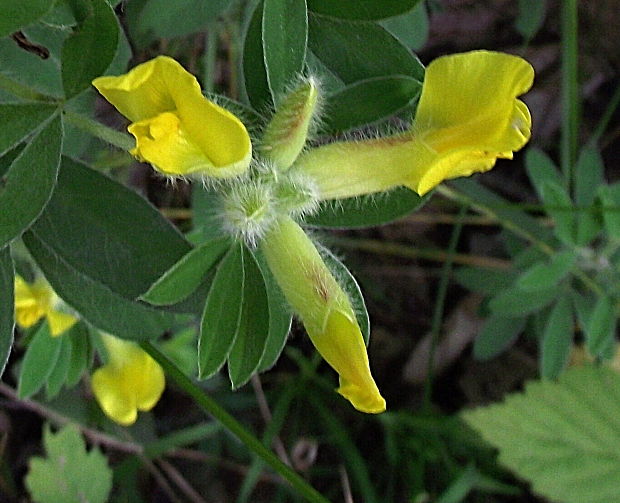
[294,51,534,198]
[14,275,77,337]
[261,217,386,413]
[92,56,251,178]
[91,333,165,426]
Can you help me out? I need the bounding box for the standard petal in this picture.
[414,50,534,145]
[46,310,78,337]
[91,365,138,426]
[92,56,184,122]
[175,89,252,176]
[125,351,165,412]
[14,276,51,329]
[92,334,165,425]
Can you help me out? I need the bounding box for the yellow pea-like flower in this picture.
[261,216,386,414]
[92,56,251,178]
[294,51,534,198]
[91,333,165,426]
[14,275,77,337]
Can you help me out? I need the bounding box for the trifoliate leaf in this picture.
[26,424,112,503]
[463,367,620,503]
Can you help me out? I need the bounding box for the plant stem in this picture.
[561,0,579,187]
[62,109,134,151]
[590,81,620,146]
[139,342,331,503]
[422,204,467,411]
[203,23,219,94]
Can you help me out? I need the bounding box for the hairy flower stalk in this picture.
[294,51,534,198]
[260,216,386,413]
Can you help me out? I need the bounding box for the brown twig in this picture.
[157,458,208,503]
[250,374,292,467]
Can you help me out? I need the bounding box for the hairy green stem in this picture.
[561,0,579,186]
[139,342,331,503]
[62,109,134,151]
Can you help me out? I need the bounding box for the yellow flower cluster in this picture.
[14,276,164,425]
[93,51,533,414]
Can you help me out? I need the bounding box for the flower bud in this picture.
[261,78,320,170]
[261,216,385,413]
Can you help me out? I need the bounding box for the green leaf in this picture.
[18,323,63,399]
[516,250,576,291]
[26,424,112,503]
[598,182,620,239]
[308,14,424,84]
[488,286,557,317]
[585,295,617,358]
[574,146,604,245]
[263,0,308,101]
[141,238,230,306]
[0,0,55,37]
[436,464,479,503]
[0,247,14,377]
[322,75,421,133]
[30,157,191,299]
[540,296,573,378]
[541,181,576,245]
[242,0,272,110]
[307,0,421,20]
[455,266,517,296]
[473,315,526,361]
[515,0,547,40]
[0,104,58,157]
[135,0,231,40]
[23,231,175,340]
[228,247,270,388]
[0,116,61,249]
[198,245,245,378]
[46,335,72,400]
[65,322,92,387]
[253,250,292,372]
[305,187,429,228]
[525,147,563,199]
[191,186,229,240]
[61,0,119,98]
[320,247,370,344]
[451,178,554,244]
[463,366,620,503]
[380,2,429,51]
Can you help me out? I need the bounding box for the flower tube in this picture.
[14,275,77,337]
[91,333,165,426]
[93,56,251,178]
[294,51,534,198]
[261,216,386,413]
